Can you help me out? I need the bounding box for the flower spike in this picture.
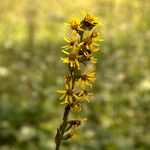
[55,10,102,150]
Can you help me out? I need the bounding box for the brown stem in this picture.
[55,105,70,150]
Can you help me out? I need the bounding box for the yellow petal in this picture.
[85,97,90,102]
[61,57,69,63]
[75,59,80,69]
[57,90,66,93]
[62,50,69,55]
[64,37,70,42]
[59,94,65,100]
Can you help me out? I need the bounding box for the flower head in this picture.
[57,81,79,104]
[70,102,81,112]
[78,90,93,102]
[63,37,76,50]
[76,70,96,88]
[61,50,81,69]
[68,17,84,33]
[81,10,100,30]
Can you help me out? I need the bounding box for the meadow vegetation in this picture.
[0,0,150,149]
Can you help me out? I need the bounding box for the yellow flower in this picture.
[68,17,84,33]
[85,54,98,63]
[70,102,81,112]
[76,71,96,88]
[77,31,101,58]
[89,31,103,44]
[80,43,99,58]
[81,10,100,30]
[79,52,97,63]
[82,31,100,50]
[62,36,84,51]
[61,50,81,69]
[78,90,93,102]
[90,30,99,38]
[83,37,93,49]
[62,37,76,50]
[57,81,78,104]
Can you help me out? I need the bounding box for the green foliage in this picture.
[0,0,150,149]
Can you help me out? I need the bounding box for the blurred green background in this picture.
[0,0,150,149]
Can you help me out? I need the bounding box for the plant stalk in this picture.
[55,105,70,150]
